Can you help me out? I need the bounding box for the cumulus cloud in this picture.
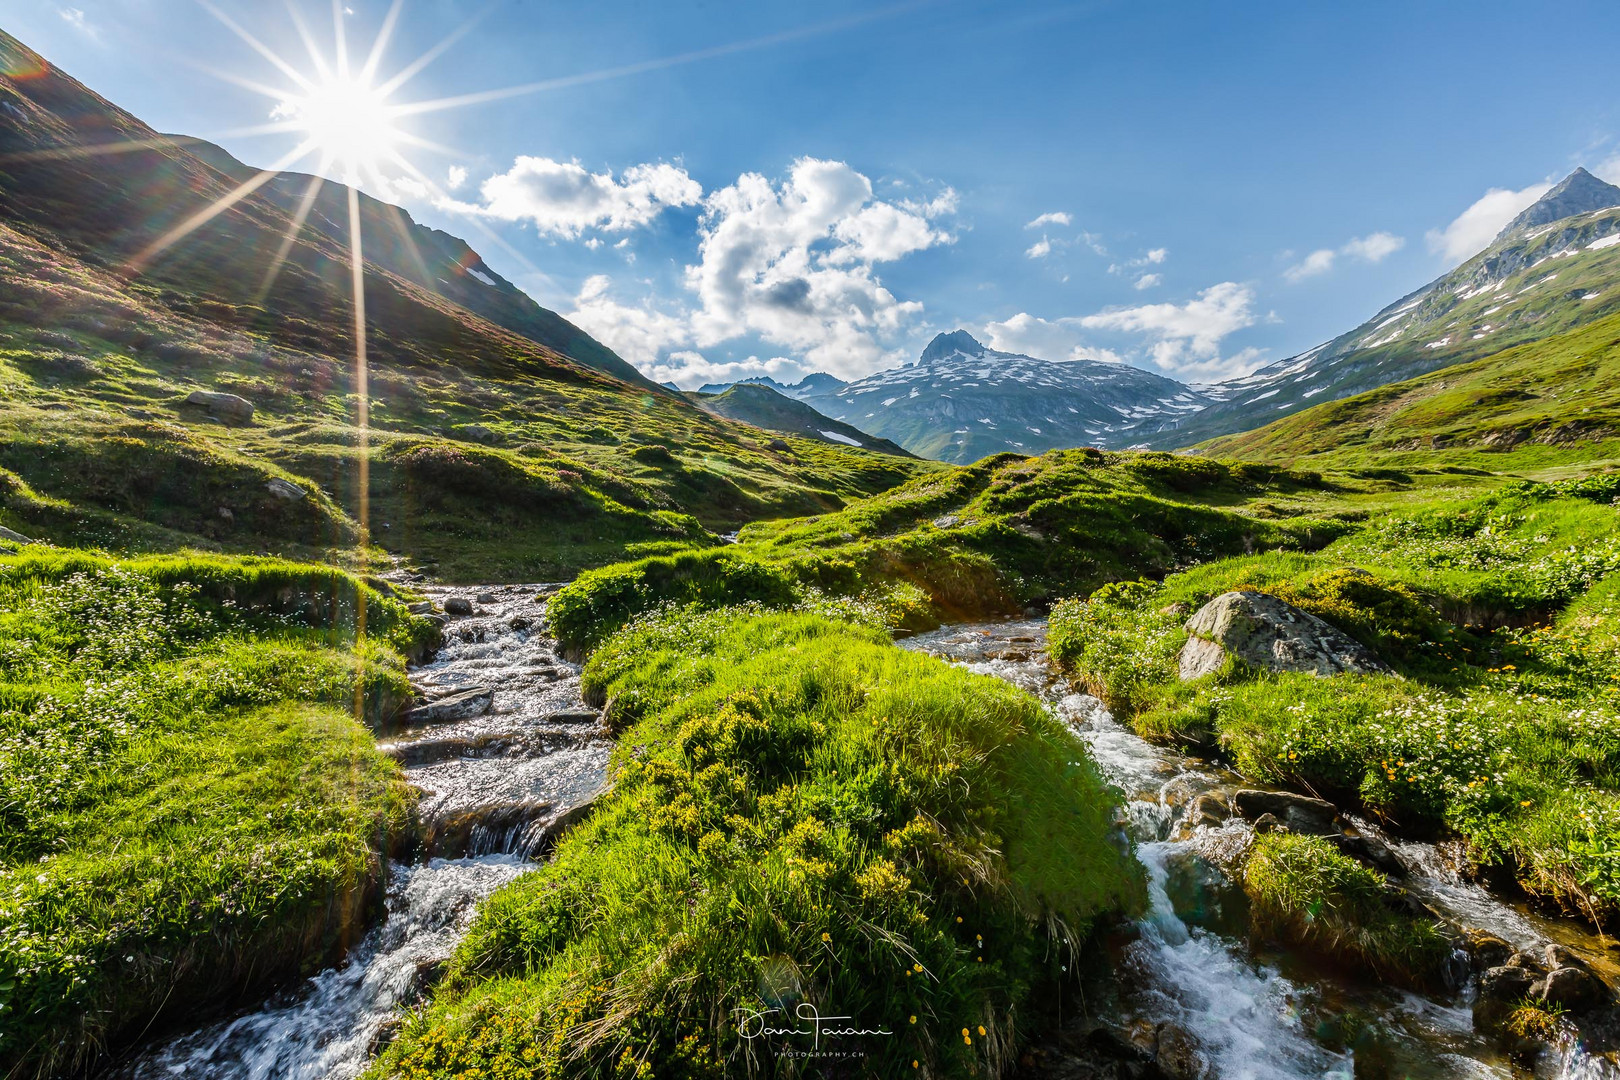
[568,159,956,382]
[445,165,468,191]
[1109,247,1169,276]
[455,156,702,238]
[981,312,1124,364]
[1426,183,1551,264]
[641,352,802,389]
[1025,237,1053,259]
[1144,248,1167,264]
[1134,273,1161,290]
[1025,211,1072,229]
[566,274,692,368]
[683,158,954,377]
[1077,282,1262,380]
[1284,231,1405,282]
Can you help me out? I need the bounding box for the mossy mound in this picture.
[1243,833,1450,990]
[370,608,1144,1079]
[0,551,427,1078]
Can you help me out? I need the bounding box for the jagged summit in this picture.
[918,329,990,364]
[1498,167,1620,238]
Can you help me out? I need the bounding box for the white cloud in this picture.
[1426,183,1551,264]
[1025,211,1072,229]
[643,352,802,389]
[1597,154,1620,186]
[570,158,956,383]
[1144,248,1167,264]
[1342,231,1404,262]
[566,274,691,368]
[445,165,468,191]
[1283,248,1337,282]
[1078,281,1262,380]
[1134,273,1161,290]
[454,156,701,238]
[683,158,954,377]
[1109,247,1169,275]
[58,6,98,38]
[1025,237,1053,259]
[981,313,1124,364]
[1284,231,1405,282]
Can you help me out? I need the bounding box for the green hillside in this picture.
[688,381,915,457]
[0,32,931,580]
[1199,308,1620,474]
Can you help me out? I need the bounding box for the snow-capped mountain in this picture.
[793,330,1208,462]
[1147,168,1620,448]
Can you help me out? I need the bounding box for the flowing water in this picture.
[120,608,1620,1078]
[902,619,1620,1080]
[122,583,609,1079]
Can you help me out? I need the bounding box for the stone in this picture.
[265,477,306,501]
[932,514,961,529]
[443,597,475,617]
[1187,793,1231,829]
[1251,813,1282,834]
[1154,1022,1207,1080]
[1177,590,1392,680]
[542,709,599,725]
[1466,932,1514,971]
[767,438,790,451]
[1232,789,1339,836]
[476,592,497,604]
[1475,964,1535,1031]
[0,525,36,545]
[1535,966,1608,1012]
[1507,950,1549,975]
[407,686,494,725]
[508,615,532,631]
[1328,832,1407,879]
[406,601,435,615]
[184,389,254,422]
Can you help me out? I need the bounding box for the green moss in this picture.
[1243,833,1450,990]
[371,608,1144,1079]
[0,551,423,1077]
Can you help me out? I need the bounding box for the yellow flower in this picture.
[962,1028,969,1037]
[977,1025,986,1036]
[913,962,923,972]
[821,932,830,942]
[910,1015,917,1024]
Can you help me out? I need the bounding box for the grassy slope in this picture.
[0,37,931,581]
[546,447,1472,653]
[688,381,915,457]
[1049,475,1620,924]
[1199,309,1620,474]
[1155,204,1620,450]
[0,551,434,1077]
[372,607,1143,1079]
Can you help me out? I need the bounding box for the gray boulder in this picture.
[442,597,475,617]
[185,389,254,422]
[1232,789,1339,835]
[407,686,494,725]
[0,525,35,546]
[265,477,306,501]
[1178,590,1390,680]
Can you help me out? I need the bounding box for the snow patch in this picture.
[467,267,498,287]
[818,430,861,446]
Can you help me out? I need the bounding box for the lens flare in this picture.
[273,74,400,182]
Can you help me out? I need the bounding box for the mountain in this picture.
[0,29,930,580]
[182,141,657,390]
[1145,168,1620,448]
[696,371,849,398]
[1197,306,1620,470]
[795,331,1208,462]
[686,382,914,457]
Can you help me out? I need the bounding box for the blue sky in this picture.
[7,0,1620,388]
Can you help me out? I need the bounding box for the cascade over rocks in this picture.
[1177,590,1391,679]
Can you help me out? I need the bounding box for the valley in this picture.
[2,14,1620,1080]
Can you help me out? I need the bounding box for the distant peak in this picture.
[1498,166,1620,239]
[919,329,987,364]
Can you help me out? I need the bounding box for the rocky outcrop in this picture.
[1178,591,1390,679]
[405,686,494,726]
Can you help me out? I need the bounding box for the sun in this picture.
[273,74,402,181]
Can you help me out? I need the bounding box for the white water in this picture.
[904,619,1620,1080]
[122,584,607,1078]
[129,856,529,1079]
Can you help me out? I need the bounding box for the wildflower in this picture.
[910,1015,917,1024]
[821,932,830,942]
[977,1026,986,1036]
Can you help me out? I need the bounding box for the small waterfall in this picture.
[121,583,609,1078]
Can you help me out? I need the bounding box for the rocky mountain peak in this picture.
[918,329,989,364]
[1498,167,1620,239]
